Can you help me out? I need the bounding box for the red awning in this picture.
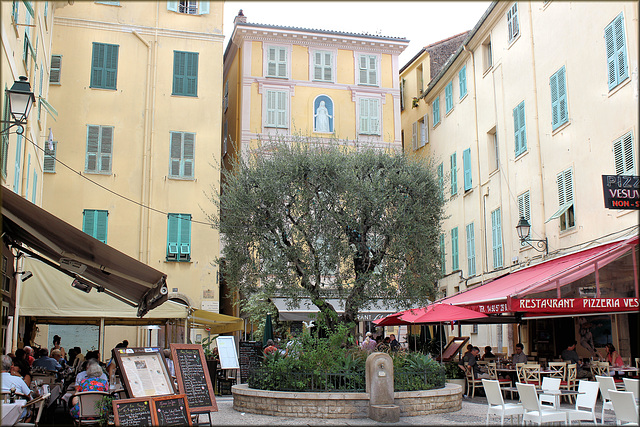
[373,304,487,325]
[439,235,638,314]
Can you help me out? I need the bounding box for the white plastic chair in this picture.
[516,382,567,425]
[608,390,639,426]
[539,377,561,409]
[623,378,638,400]
[482,379,523,425]
[565,379,599,425]
[596,375,617,423]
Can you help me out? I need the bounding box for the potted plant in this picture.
[444,361,466,389]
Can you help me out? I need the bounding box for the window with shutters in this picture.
[450,153,457,196]
[50,55,62,84]
[90,43,118,90]
[358,54,378,86]
[2,91,9,178]
[459,65,467,99]
[358,98,380,135]
[167,1,210,15]
[445,81,453,114]
[547,168,575,231]
[451,227,459,271]
[265,46,288,78]
[169,132,195,179]
[419,115,428,147]
[433,97,440,126]
[167,213,191,262]
[604,13,629,91]
[463,148,472,192]
[23,32,35,74]
[613,131,635,175]
[513,101,527,157]
[312,50,333,82]
[466,223,476,276]
[223,80,229,112]
[265,90,288,128]
[482,37,493,72]
[400,79,406,111]
[412,122,418,151]
[44,141,57,173]
[173,51,198,97]
[179,1,197,14]
[437,163,444,200]
[82,209,108,243]
[11,1,18,24]
[550,66,569,130]
[491,208,503,269]
[85,125,113,174]
[2,256,10,293]
[518,191,531,246]
[507,3,520,44]
[439,234,446,275]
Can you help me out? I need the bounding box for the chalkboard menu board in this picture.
[239,341,263,383]
[170,343,217,414]
[112,397,154,426]
[152,394,191,426]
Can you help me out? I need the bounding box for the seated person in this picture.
[69,361,109,420]
[1,355,34,420]
[462,344,474,361]
[32,348,62,372]
[599,343,624,367]
[512,343,528,364]
[458,346,490,379]
[561,340,591,378]
[481,345,496,360]
[75,359,108,386]
[12,349,32,387]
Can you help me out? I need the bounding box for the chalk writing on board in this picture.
[175,348,212,408]
[154,396,190,426]
[112,399,153,426]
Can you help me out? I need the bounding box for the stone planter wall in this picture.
[232,383,462,419]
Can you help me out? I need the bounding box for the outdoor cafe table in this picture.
[1,399,27,426]
[503,387,584,408]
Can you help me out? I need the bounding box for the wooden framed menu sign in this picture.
[152,394,192,426]
[170,343,217,413]
[112,397,154,426]
[113,347,175,398]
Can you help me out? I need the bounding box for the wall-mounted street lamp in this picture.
[516,216,548,255]
[1,76,36,135]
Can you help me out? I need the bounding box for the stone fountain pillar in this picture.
[366,352,400,422]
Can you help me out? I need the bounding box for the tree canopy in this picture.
[210,139,445,330]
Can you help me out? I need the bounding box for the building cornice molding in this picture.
[53,16,224,42]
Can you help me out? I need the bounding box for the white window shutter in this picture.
[167,1,178,12]
[198,1,210,14]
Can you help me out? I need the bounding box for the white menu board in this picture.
[216,336,239,369]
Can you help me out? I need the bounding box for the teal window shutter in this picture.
[466,222,476,276]
[173,51,198,96]
[14,135,22,193]
[518,191,531,246]
[451,227,459,271]
[167,213,191,261]
[167,1,178,12]
[513,101,526,156]
[507,3,519,43]
[459,65,467,98]
[90,43,118,90]
[83,209,108,243]
[26,154,31,195]
[31,171,37,203]
[550,66,568,130]
[491,208,503,269]
[450,153,457,196]
[12,1,19,23]
[169,132,195,179]
[359,98,379,135]
[267,47,288,78]
[439,234,446,275]
[437,162,444,200]
[463,148,472,191]
[2,89,9,177]
[433,97,440,125]
[604,13,628,90]
[85,125,113,174]
[44,141,56,172]
[265,90,288,128]
[613,131,635,175]
[358,55,377,85]
[445,82,453,113]
[198,1,209,14]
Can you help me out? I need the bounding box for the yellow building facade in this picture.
[40,1,225,343]
[401,1,638,358]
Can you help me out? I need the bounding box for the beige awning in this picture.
[189,309,244,334]
[2,189,167,316]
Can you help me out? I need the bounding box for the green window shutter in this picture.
[613,131,635,175]
[44,141,56,172]
[518,191,531,222]
[267,47,287,78]
[167,214,191,261]
[437,163,444,199]
[491,208,503,269]
[12,1,19,23]
[83,210,96,238]
[26,154,31,195]
[23,1,34,18]
[167,214,179,261]
[82,210,108,243]
[173,51,185,95]
[100,126,113,173]
[439,234,446,275]
[86,125,113,174]
[185,52,198,96]
[198,1,209,14]
[605,13,628,90]
[550,66,568,130]
[459,65,467,98]
[445,82,453,113]
[173,51,198,96]
[313,51,332,81]
[31,171,37,203]
[513,101,526,156]
[179,214,192,261]
[14,135,23,193]
[267,47,276,77]
[433,97,440,125]
[2,90,9,177]
[266,90,276,126]
[182,132,195,178]
[91,43,118,90]
[360,98,378,135]
[169,132,182,177]
[450,153,457,196]
[169,131,195,178]
[277,91,287,127]
[451,227,459,271]
[463,148,472,191]
[358,55,377,85]
[277,47,287,78]
[167,1,178,12]
[466,222,476,276]
[507,3,519,42]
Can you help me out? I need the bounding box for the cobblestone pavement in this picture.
[202,395,621,425]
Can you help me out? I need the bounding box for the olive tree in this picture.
[209,138,445,331]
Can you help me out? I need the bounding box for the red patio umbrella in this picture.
[410,303,488,324]
[373,307,429,326]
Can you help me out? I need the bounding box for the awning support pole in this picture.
[99,317,105,363]
[184,317,188,344]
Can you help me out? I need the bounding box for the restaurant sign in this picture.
[466,302,509,314]
[509,297,639,313]
[602,175,640,209]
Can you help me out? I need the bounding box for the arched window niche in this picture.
[313,95,334,134]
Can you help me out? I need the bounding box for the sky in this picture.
[222,1,492,67]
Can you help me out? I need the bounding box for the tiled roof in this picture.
[425,31,470,81]
[236,21,408,42]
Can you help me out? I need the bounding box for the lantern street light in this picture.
[516,216,548,255]
[1,76,36,135]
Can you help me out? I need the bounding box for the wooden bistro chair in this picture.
[521,364,542,388]
[74,391,111,426]
[486,363,514,400]
[515,363,526,384]
[464,364,484,398]
[559,363,578,403]
[546,361,566,381]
